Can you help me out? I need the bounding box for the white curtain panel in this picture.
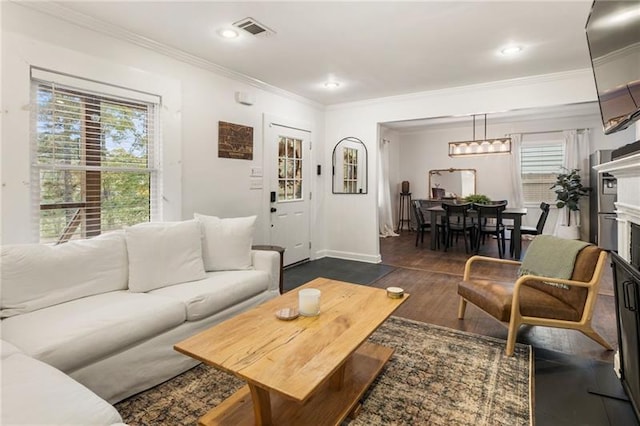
[509,133,525,209]
[378,139,399,238]
[555,129,590,231]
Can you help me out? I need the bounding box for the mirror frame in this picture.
[428,168,477,199]
[332,136,368,194]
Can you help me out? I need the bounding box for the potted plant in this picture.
[464,194,492,204]
[549,168,590,239]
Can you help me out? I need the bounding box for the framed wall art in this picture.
[218,121,253,160]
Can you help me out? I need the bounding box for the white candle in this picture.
[298,288,321,316]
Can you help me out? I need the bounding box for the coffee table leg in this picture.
[329,364,346,390]
[248,383,273,426]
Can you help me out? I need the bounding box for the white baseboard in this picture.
[321,250,382,264]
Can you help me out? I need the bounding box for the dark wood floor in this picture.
[378,230,617,362]
[283,233,638,425]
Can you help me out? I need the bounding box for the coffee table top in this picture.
[174,277,408,402]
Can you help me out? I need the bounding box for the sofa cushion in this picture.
[1,339,21,358]
[0,231,128,318]
[1,291,186,372]
[194,214,256,271]
[1,350,123,425]
[149,270,269,321]
[125,220,206,292]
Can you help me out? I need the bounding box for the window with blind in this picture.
[31,71,159,243]
[520,141,565,204]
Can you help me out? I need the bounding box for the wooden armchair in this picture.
[457,244,612,356]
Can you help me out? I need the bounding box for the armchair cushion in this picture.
[458,278,582,322]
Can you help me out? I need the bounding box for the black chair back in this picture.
[442,202,472,228]
[442,202,473,253]
[474,202,507,232]
[412,200,426,226]
[536,202,551,234]
[473,202,508,258]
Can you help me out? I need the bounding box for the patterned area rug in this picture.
[116,317,532,426]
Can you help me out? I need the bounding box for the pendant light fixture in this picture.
[448,114,511,157]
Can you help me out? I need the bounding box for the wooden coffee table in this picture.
[174,277,408,426]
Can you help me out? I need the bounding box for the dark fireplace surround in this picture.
[611,221,640,421]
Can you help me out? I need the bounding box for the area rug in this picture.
[116,316,532,426]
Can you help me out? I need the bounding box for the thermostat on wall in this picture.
[235,91,255,106]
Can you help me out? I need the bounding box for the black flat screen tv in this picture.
[585,1,640,135]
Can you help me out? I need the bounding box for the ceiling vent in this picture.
[233,17,275,37]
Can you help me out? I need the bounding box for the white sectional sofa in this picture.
[1,340,124,425]
[1,215,280,425]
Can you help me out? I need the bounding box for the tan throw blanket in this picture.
[519,235,590,289]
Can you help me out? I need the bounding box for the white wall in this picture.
[2,2,638,261]
[325,70,637,262]
[395,112,635,200]
[0,3,325,249]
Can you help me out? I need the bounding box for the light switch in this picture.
[250,178,263,190]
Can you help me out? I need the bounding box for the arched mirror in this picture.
[332,137,368,194]
[428,168,476,199]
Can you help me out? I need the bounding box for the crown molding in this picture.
[17,0,324,110]
[326,68,595,111]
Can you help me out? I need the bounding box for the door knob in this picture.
[270,207,277,213]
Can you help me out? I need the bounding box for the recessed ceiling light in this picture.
[324,81,340,89]
[500,46,522,56]
[218,29,239,39]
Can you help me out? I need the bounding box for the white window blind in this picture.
[31,69,160,243]
[520,141,565,204]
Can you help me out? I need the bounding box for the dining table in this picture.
[426,205,528,259]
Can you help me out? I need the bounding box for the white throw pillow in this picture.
[1,231,128,318]
[125,220,206,292]
[194,214,256,271]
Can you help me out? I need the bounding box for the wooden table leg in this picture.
[430,210,437,250]
[248,383,273,426]
[513,216,522,259]
[329,363,346,390]
[198,342,395,426]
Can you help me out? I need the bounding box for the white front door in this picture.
[267,121,311,266]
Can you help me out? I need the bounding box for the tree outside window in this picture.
[34,82,157,243]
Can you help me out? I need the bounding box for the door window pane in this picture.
[277,136,303,202]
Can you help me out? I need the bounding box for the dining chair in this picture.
[508,202,550,257]
[442,202,474,253]
[411,200,431,247]
[473,202,507,258]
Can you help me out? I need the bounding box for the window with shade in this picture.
[520,140,565,204]
[31,70,160,243]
